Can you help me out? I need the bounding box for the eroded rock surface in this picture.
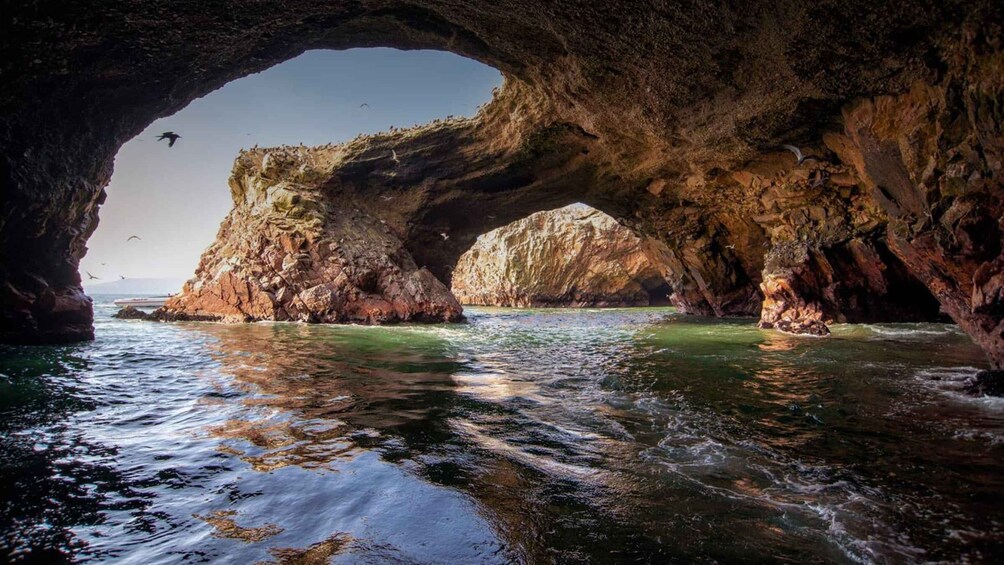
[451,205,669,307]
[2,1,1003,368]
[161,147,462,324]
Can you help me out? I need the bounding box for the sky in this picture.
[81,48,502,286]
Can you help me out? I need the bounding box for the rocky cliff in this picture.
[2,1,1003,373]
[161,146,462,324]
[451,205,669,307]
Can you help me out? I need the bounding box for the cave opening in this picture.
[4,5,1004,563]
[79,48,503,298]
[450,203,672,308]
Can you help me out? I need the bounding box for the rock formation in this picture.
[161,147,462,324]
[1,1,1003,372]
[451,204,670,307]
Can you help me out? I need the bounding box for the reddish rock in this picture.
[834,34,1004,367]
[756,238,943,335]
[161,148,463,324]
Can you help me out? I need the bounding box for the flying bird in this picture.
[380,195,394,201]
[391,149,400,164]
[725,244,736,250]
[127,235,141,241]
[86,271,99,280]
[157,131,181,147]
[119,275,126,280]
[782,144,819,166]
[359,103,370,109]
[439,232,450,240]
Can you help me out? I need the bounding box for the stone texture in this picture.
[1,1,1003,369]
[451,205,669,307]
[161,147,463,324]
[832,30,1004,367]
[756,238,944,335]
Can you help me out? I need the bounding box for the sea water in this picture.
[1,296,1002,563]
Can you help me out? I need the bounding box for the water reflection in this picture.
[2,302,1003,563]
[181,322,509,563]
[0,345,154,562]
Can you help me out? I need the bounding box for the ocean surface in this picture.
[2,295,1003,564]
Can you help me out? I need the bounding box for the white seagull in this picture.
[782,144,820,166]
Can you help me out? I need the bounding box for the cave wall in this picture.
[1,1,1002,367]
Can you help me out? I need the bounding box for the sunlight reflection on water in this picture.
[1,299,1002,563]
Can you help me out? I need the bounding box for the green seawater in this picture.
[1,297,1002,563]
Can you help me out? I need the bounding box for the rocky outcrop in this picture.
[112,306,148,320]
[451,205,669,307]
[832,33,1004,368]
[161,147,462,324]
[2,1,1003,369]
[757,238,945,335]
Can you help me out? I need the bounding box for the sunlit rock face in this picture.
[162,147,462,324]
[2,1,1003,369]
[451,205,669,307]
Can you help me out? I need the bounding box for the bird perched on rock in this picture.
[86,271,99,280]
[808,170,830,188]
[127,235,141,241]
[157,131,181,147]
[782,144,820,165]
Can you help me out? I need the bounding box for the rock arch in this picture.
[2,1,1002,370]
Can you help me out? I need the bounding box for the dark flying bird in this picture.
[157,131,181,147]
[119,275,126,280]
[360,103,370,109]
[127,235,141,241]
[86,271,100,280]
[782,144,819,166]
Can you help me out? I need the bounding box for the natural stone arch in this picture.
[2,1,1003,371]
